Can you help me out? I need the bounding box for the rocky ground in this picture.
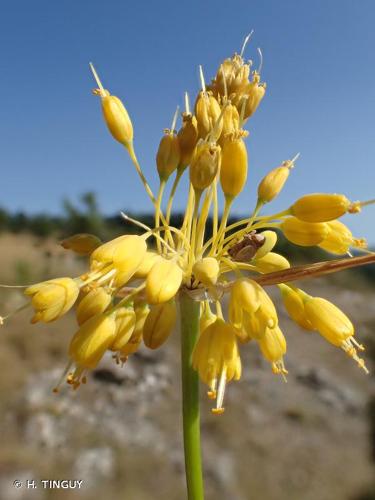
[0,234,374,500]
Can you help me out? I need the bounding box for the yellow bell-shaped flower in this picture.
[119,302,150,357]
[190,141,221,193]
[111,307,136,351]
[25,277,79,324]
[258,326,288,377]
[318,220,367,255]
[278,284,314,331]
[192,318,241,414]
[229,278,262,329]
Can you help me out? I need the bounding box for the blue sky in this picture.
[1,0,374,241]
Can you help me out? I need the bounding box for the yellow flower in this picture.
[143,300,177,349]
[253,230,278,259]
[235,72,266,120]
[218,102,240,146]
[100,93,133,149]
[111,307,136,351]
[241,288,278,341]
[304,297,368,372]
[189,141,221,193]
[146,258,183,304]
[192,318,241,414]
[119,302,150,358]
[156,131,181,181]
[60,233,102,255]
[229,278,262,329]
[281,217,330,246]
[199,302,217,334]
[318,220,367,255]
[195,91,222,140]
[25,277,79,323]
[257,160,293,204]
[90,235,147,286]
[68,313,117,387]
[193,257,220,287]
[76,287,112,326]
[220,133,248,198]
[291,193,351,222]
[258,326,288,377]
[132,251,162,279]
[278,284,314,331]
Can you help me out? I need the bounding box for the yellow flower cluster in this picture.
[1,35,374,413]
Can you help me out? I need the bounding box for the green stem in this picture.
[180,292,204,500]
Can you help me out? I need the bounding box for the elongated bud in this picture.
[253,230,277,259]
[253,252,290,273]
[258,326,288,376]
[133,251,162,279]
[90,64,133,149]
[190,142,221,192]
[220,132,248,198]
[195,91,222,140]
[25,277,79,323]
[111,307,136,351]
[156,130,181,181]
[177,113,198,168]
[278,284,314,331]
[193,257,220,287]
[146,259,183,304]
[229,278,262,329]
[76,287,112,326]
[61,233,102,255]
[143,300,177,349]
[257,159,294,203]
[281,217,330,246]
[69,314,117,369]
[120,303,150,357]
[318,220,367,255]
[291,193,352,223]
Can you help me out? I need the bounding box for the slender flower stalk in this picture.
[1,33,374,500]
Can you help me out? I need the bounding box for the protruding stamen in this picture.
[52,360,74,393]
[199,65,207,94]
[221,65,228,99]
[89,63,106,97]
[171,106,179,133]
[240,30,254,58]
[257,47,263,74]
[212,366,227,414]
[184,92,190,115]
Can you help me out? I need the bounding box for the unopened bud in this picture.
[177,113,198,168]
[143,300,177,349]
[220,133,248,198]
[76,287,112,326]
[281,217,330,246]
[195,91,222,140]
[291,193,351,223]
[156,130,181,181]
[146,259,183,304]
[193,257,220,287]
[190,142,221,192]
[257,159,294,204]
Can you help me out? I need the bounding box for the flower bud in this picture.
[143,300,177,349]
[257,161,293,203]
[177,113,198,168]
[278,284,314,330]
[291,193,351,223]
[193,257,220,287]
[156,131,181,181]
[258,326,287,376]
[281,217,330,246]
[190,142,221,192]
[220,133,248,198]
[101,94,133,149]
[253,230,277,259]
[195,91,223,141]
[229,278,262,329]
[253,252,290,274]
[318,220,367,255]
[242,290,278,341]
[120,303,150,357]
[111,307,136,351]
[60,233,102,255]
[69,314,117,369]
[133,251,162,279]
[76,287,112,326]
[146,259,183,304]
[25,277,79,323]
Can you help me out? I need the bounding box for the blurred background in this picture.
[0,1,375,499]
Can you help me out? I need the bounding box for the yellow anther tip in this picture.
[212,407,225,415]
